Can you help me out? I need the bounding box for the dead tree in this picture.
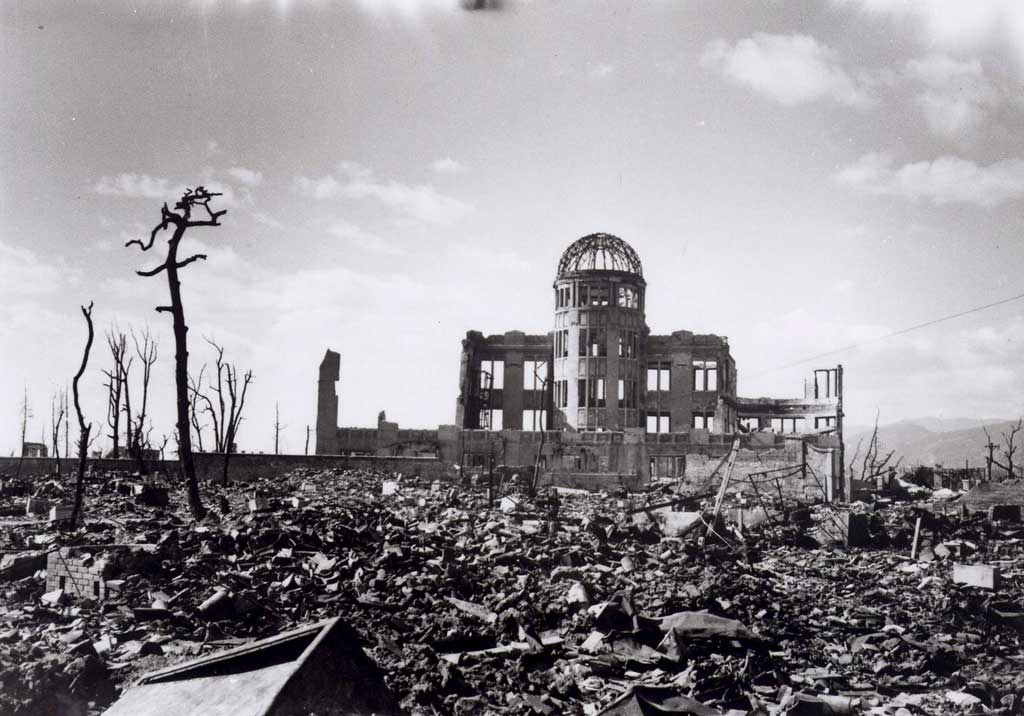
[62,388,70,467]
[15,387,31,478]
[847,411,899,487]
[187,365,209,453]
[305,425,310,455]
[50,391,65,474]
[126,186,227,519]
[158,434,169,461]
[195,339,253,485]
[273,403,284,454]
[125,327,158,474]
[983,418,1024,479]
[103,328,129,459]
[71,302,95,526]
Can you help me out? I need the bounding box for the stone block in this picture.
[25,497,52,516]
[659,511,702,537]
[953,563,1000,591]
[49,505,74,523]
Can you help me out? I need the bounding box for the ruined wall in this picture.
[316,350,341,454]
[644,332,736,435]
[677,438,838,502]
[455,330,553,430]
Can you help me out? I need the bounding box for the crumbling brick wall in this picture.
[46,549,114,600]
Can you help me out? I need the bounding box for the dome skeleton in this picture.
[556,233,643,278]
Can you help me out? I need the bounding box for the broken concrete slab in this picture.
[953,563,1000,591]
[103,617,401,716]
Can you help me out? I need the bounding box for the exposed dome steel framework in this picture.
[556,233,643,278]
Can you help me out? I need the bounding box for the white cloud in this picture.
[295,162,474,225]
[588,62,615,80]
[742,308,1024,424]
[906,54,997,139]
[95,173,175,199]
[94,173,246,211]
[834,0,1024,66]
[430,158,469,175]
[294,175,343,200]
[251,211,286,230]
[327,219,406,255]
[0,241,62,298]
[352,0,462,18]
[835,152,1024,206]
[226,167,263,186]
[701,33,873,108]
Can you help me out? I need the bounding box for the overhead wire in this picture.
[749,289,1024,378]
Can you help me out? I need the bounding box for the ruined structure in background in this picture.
[22,442,48,458]
[316,234,845,497]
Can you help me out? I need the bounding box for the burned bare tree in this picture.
[103,328,129,459]
[15,387,31,477]
[983,418,1023,480]
[273,403,284,454]
[187,365,209,453]
[847,411,900,487]
[125,327,158,474]
[50,390,65,474]
[71,302,95,526]
[193,339,253,485]
[126,186,227,519]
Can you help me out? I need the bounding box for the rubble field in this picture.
[0,469,1022,716]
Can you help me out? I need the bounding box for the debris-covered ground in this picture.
[1,469,1022,715]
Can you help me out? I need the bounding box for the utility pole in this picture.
[273,403,283,455]
[985,438,996,482]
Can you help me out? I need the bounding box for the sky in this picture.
[3,0,1024,455]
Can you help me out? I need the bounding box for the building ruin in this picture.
[315,234,845,495]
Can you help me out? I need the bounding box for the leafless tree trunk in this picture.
[1004,419,1022,478]
[126,186,227,519]
[192,341,253,484]
[50,391,65,474]
[103,328,130,459]
[273,403,284,454]
[71,302,95,526]
[158,434,169,461]
[305,425,310,456]
[985,418,1024,479]
[16,387,31,478]
[125,327,158,475]
[848,411,898,486]
[187,365,208,453]
[63,388,69,466]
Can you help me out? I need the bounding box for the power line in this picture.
[750,289,1024,378]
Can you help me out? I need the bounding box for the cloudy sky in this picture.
[3,0,1024,454]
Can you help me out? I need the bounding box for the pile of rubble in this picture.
[0,468,1022,715]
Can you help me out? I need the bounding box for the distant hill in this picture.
[845,418,1020,472]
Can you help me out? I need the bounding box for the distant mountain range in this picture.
[844,417,1021,471]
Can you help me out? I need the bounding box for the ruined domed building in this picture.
[317,234,846,498]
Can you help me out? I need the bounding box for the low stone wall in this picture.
[0,453,448,484]
[677,439,838,502]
